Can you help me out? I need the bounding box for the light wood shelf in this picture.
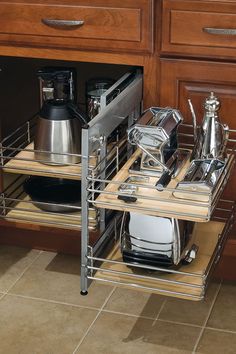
[4,196,98,231]
[3,142,97,180]
[93,149,234,222]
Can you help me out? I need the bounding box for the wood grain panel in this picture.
[0,0,154,53]
[162,0,236,59]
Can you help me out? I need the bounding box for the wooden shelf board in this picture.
[94,150,234,222]
[3,142,96,180]
[95,221,225,301]
[5,196,98,231]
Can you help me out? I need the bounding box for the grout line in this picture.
[156,299,167,320]
[205,326,236,335]
[150,299,167,327]
[6,292,103,311]
[101,308,158,321]
[101,308,203,329]
[0,292,7,301]
[71,286,116,354]
[155,299,167,322]
[192,281,222,354]
[5,250,43,294]
[156,317,202,329]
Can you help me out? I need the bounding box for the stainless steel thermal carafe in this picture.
[191,92,229,161]
[34,101,81,165]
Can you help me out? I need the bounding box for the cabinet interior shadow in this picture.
[0,56,135,138]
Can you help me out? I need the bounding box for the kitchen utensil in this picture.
[37,67,76,107]
[155,157,177,191]
[34,100,85,165]
[86,78,115,120]
[128,107,184,177]
[174,158,225,201]
[187,99,198,146]
[189,92,229,161]
[23,176,81,213]
[120,212,197,267]
[155,149,190,191]
[117,175,150,203]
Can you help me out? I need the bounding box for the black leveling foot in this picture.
[80,291,88,296]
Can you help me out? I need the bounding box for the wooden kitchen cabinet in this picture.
[0,0,160,255]
[0,0,154,54]
[162,0,236,59]
[0,0,235,286]
[160,59,236,130]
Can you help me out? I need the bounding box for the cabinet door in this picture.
[160,58,236,203]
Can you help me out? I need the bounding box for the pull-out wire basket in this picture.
[86,202,234,301]
[0,116,97,179]
[0,175,98,231]
[87,124,236,222]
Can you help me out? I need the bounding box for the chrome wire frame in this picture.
[0,175,98,230]
[86,203,234,301]
[87,125,236,222]
[83,124,236,300]
[0,116,97,178]
[1,86,235,301]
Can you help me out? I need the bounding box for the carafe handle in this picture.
[187,99,198,143]
[220,123,229,157]
[67,103,89,128]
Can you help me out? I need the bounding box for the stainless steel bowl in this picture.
[23,176,81,213]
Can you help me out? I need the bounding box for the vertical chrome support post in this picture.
[80,126,89,295]
[99,140,107,233]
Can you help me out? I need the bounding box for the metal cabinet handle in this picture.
[203,27,236,35]
[42,19,84,28]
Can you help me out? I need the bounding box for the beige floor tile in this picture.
[207,281,236,331]
[0,245,40,292]
[196,329,236,354]
[77,312,201,354]
[9,251,114,308]
[158,281,219,326]
[0,294,98,354]
[104,287,165,318]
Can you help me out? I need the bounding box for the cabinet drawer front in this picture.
[0,1,153,53]
[162,0,236,58]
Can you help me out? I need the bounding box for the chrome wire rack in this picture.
[86,201,234,301]
[0,174,99,231]
[0,115,97,179]
[87,124,236,222]
[0,73,234,301]
[81,122,236,301]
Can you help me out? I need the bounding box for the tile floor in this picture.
[0,245,236,354]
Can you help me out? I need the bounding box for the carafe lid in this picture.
[204,92,220,113]
[39,100,74,121]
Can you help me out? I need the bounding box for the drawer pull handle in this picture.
[203,27,236,35]
[42,19,84,28]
